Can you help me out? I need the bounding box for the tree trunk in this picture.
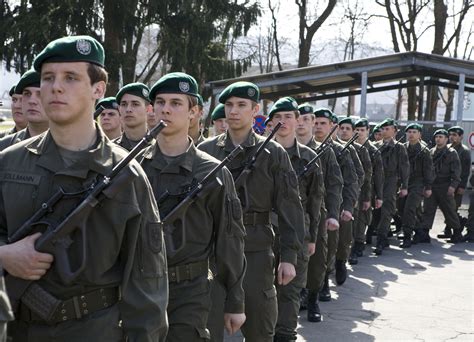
[407,83,417,120]
[103,0,123,95]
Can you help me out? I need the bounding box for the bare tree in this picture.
[296,0,337,67]
[269,0,283,71]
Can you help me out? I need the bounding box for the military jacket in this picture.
[0,128,31,151]
[450,143,471,189]
[431,145,461,189]
[0,127,17,139]
[404,141,434,190]
[284,141,324,242]
[366,141,384,200]
[306,138,343,221]
[141,140,246,313]
[198,130,304,266]
[329,139,359,213]
[0,127,168,341]
[354,142,372,202]
[112,132,143,152]
[336,137,365,191]
[376,138,409,189]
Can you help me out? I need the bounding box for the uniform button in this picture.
[103,302,108,307]
[80,295,85,301]
[62,316,67,321]
[61,309,66,314]
[82,303,87,308]
[83,309,88,315]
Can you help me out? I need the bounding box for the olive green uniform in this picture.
[0,268,13,342]
[420,146,461,234]
[0,127,32,151]
[375,139,409,244]
[400,142,434,237]
[0,128,168,342]
[274,141,324,340]
[464,176,474,240]
[0,127,17,139]
[199,130,304,342]
[141,140,246,342]
[354,142,383,246]
[450,143,471,208]
[112,133,143,152]
[305,138,343,293]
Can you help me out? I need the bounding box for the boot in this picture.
[373,238,384,255]
[448,230,462,244]
[319,274,331,302]
[397,231,405,240]
[365,234,372,245]
[335,259,347,285]
[274,334,296,342]
[348,249,358,265]
[299,288,308,311]
[355,241,364,257]
[419,229,431,243]
[437,226,452,239]
[307,290,322,323]
[399,237,412,248]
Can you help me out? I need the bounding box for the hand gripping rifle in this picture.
[6,121,166,313]
[232,122,282,211]
[162,145,243,255]
[297,142,332,178]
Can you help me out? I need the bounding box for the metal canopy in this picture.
[207,52,474,121]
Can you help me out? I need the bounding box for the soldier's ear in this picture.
[92,81,106,100]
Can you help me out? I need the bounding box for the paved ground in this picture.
[226,206,474,342]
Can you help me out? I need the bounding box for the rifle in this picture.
[315,124,338,153]
[93,105,105,120]
[336,132,359,158]
[297,142,332,178]
[370,133,405,158]
[162,145,243,255]
[6,121,167,315]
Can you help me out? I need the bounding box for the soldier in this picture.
[113,82,150,151]
[438,126,472,239]
[0,86,28,138]
[338,117,372,266]
[96,97,122,140]
[463,174,474,242]
[312,108,358,301]
[353,118,383,256]
[0,35,168,341]
[0,267,13,342]
[199,81,304,342]
[398,123,434,248]
[268,97,324,341]
[147,103,160,130]
[211,104,228,136]
[142,72,246,341]
[189,94,206,145]
[296,104,343,323]
[0,70,49,151]
[419,129,462,243]
[372,124,383,142]
[373,119,409,255]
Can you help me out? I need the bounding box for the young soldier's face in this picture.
[435,134,448,148]
[382,125,396,139]
[296,114,315,137]
[119,94,148,129]
[189,107,203,130]
[40,62,105,125]
[448,132,462,145]
[272,111,297,139]
[354,126,368,140]
[11,94,27,127]
[406,129,421,144]
[338,123,353,141]
[147,105,159,129]
[313,117,332,139]
[99,109,121,133]
[224,97,258,131]
[153,93,197,136]
[213,118,228,135]
[373,131,383,141]
[22,87,48,124]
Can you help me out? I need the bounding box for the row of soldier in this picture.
[0,34,473,342]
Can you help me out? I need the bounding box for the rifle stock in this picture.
[297,143,331,178]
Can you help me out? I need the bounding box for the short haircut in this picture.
[87,63,108,85]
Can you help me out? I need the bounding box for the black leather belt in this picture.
[168,260,209,283]
[243,212,270,225]
[19,287,119,325]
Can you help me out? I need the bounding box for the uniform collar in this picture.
[25,124,114,178]
[284,139,301,159]
[143,137,195,174]
[217,129,259,152]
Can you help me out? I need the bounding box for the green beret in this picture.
[116,82,150,103]
[298,103,314,115]
[149,72,199,102]
[96,97,119,111]
[15,69,40,94]
[330,113,339,124]
[355,118,369,129]
[34,35,105,71]
[433,129,449,137]
[338,116,354,128]
[314,108,333,120]
[197,94,204,107]
[211,103,226,121]
[448,126,464,135]
[373,124,382,133]
[9,85,16,97]
[268,96,299,122]
[379,118,397,128]
[405,123,423,132]
[218,81,260,104]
